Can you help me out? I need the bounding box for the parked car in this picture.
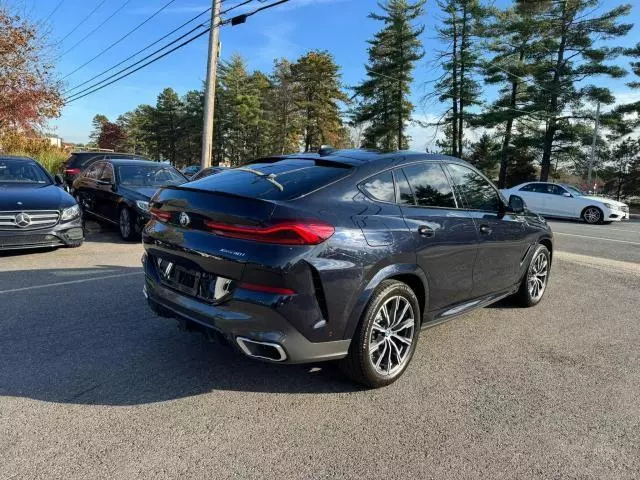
[181,165,201,178]
[501,182,629,224]
[0,155,83,250]
[73,159,187,240]
[62,151,149,190]
[190,166,227,181]
[141,150,553,387]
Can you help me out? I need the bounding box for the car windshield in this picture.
[563,184,585,196]
[0,159,50,184]
[117,165,185,187]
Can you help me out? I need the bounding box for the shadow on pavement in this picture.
[0,266,360,406]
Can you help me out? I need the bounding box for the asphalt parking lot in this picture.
[1,219,639,479]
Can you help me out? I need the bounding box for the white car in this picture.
[501,182,629,224]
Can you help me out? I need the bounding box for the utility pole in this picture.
[587,100,600,188]
[201,0,221,169]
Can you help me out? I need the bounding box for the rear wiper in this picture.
[236,167,284,191]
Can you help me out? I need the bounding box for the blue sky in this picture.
[8,0,640,149]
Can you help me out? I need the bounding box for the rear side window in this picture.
[446,163,502,212]
[188,159,352,200]
[402,163,456,208]
[360,171,395,203]
[394,170,415,205]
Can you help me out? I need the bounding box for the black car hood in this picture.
[118,185,162,200]
[0,183,75,211]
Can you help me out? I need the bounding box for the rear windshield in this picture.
[187,159,351,200]
[67,153,101,167]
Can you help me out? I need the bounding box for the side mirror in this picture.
[562,192,572,198]
[508,195,525,214]
[54,174,65,186]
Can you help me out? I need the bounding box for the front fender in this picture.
[342,263,429,340]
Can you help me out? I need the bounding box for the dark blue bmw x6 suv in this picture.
[142,150,553,387]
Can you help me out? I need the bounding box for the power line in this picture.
[55,0,109,46]
[42,0,65,24]
[65,22,208,100]
[65,1,254,96]
[64,8,212,94]
[65,27,217,104]
[61,0,178,79]
[65,0,291,104]
[60,0,132,58]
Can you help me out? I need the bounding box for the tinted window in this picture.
[447,163,502,212]
[117,165,185,187]
[547,184,567,195]
[519,184,537,192]
[394,170,414,205]
[361,171,395,203]
[101,163,115,183]
[402,163,456,208]
[189,160,351,201]
[0,159,50,184]
[84,162,104,180]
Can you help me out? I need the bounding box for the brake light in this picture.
[238,283,296,295]
[150,207,171,222]
[203,219,334,245]
[65,168,81,175]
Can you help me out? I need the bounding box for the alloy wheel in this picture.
[583,207,601,224]
[120,208,131,238]
[369,296,415,376]
[527,251,549,301]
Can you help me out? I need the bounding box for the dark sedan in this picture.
[0,156,83,250]
[142,150,553,387]
[72,159,187,240]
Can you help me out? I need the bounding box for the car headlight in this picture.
[603,202,615,210]
[135,200,150,212]
[60,204,80,221]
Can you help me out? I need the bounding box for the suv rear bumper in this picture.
[142,255,350,364]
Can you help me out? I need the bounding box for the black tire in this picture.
[582,206,603,224]
[118,206,138,241]
[514,244,551,307]
[339,280,421,388]
[67,240,84,248]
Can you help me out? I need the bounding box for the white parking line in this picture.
[549,224,640,234]
[554,232,640,246]
[0,271,142,295]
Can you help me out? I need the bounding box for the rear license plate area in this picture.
[154,255,231,302]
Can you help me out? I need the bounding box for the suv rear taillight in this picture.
[203,219,334,245]
[150,207,171,222]
[65,168,81,175]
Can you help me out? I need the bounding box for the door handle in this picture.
[479,224,492,235]
[418,225,435,238]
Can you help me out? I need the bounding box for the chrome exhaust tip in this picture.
[236,337,287,362]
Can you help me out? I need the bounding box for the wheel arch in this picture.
[539,236,553,263]
[343,264,429,340]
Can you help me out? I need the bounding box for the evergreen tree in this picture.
[432,0,485,158]
[154,88,184,165]
[89,114,108,146]
[532,0,632,181]
[269,59,301,154]
[354,0,425,151]
[181,90,204,164]
[477,1,546,187]
[291,50,348,152]
[467,133,500,180]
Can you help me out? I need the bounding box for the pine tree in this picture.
[532,0,632,181]
[477,1,546,187]
[154,88,184,165]
[467,133,500,180]
[432,0,485,158]
[291,50,348,152]
[89,114,108,146]
[354,0,425,151]
[269,59,301,154]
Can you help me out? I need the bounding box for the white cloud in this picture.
[612,91,640,107]
[407,114,444,152]
[253,22,300,64]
